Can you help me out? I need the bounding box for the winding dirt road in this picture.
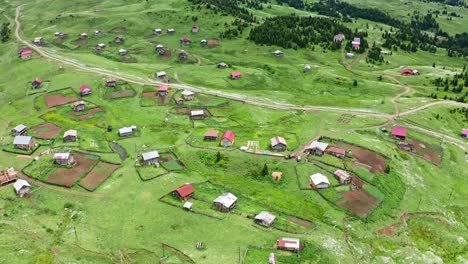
[14,6,468,150]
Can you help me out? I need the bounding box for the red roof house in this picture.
[401,69,413,76]
[172,184,195,200]
[181,37,191,45]
[157,85,169,96]
[204,130,219,141]
[19,49,33,59]
[461,128,468,138]
[220,130,235,147]
[192,25,199,33]
[230,72,242,79]
[32,78,43,89]
[80,85,92,96]
[276,238,303,252]
[326,147,346,159]
[391,127,407,140]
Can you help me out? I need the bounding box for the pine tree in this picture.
[261,163,269,177]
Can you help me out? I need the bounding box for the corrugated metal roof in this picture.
[13,136,33,145]
[191,110,204,116]
[310,173,330,185]
[13,124,27,132]
[142,151,159,161]
[308,141,328,151]
[213,192,237,207]
[13,179,30,192]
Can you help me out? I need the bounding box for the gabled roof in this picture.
[277,238,301,249]
[274,50,283,54]
[231,71,242,77]
[310,173,330,185]
[308,141,328,151]
[192,25,199,29]
[13,124,27,132]
[213,192,237,207]
[119,127,133,134]
[142,151,159,161]
[79,85,91,92]
[156,44,164,48]
[326,147,345,156]
[157,85,169,91]
[391,127,407,137]
[255,211,276,225]
[173,184,195,198]
[181,37,191,42]
[191,110,204,116]
[119,48,127,53]
[401,68,413,74]
[221,130,235,142]
[182,90,195,96]
[54,152,71,160]
[156,71,167,77]
[33,78,43,84]
[13,136,33,145]
[271,136,287,147]
[72,101,85,107]
[64,129,77,137]
[334,169,351,180]
[204,130,219,138]
[462,128,468,135]
[13,179,31,192]
[21,50,33,56]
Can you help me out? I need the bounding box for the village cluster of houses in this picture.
[10,124,78,151]
[401,68,420,76]
[0,167,32,197]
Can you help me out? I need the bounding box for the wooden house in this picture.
[213,192,237,212]
[333,169,352,184]
[179,50,188,60]
[304,64,311,72]
[204,130,219,141]
[96,43,106,51]
[190,110,205,120]
[142,151,159,166]
[19,49,33,59]
[217,62,227,69]
[54,31,66,38]
[63,129,78,142]
[182,90,195,100]
[352,37,360,50]
[192,25,199,33]
[307,141,329,156]
[13,179,31,197]
[326,147,346,159]
[310,173,330,189]
[254,211,276,227]
[201,39,207,46]
[13,136,36,150]
[172,184,195,200]
[0,167,18,186]
[80,85,92,96]
[11,124,27,136]
[180,37,191,45]
[346,53,354,58]
[273,50,283,57]
[118,126,136,137]
[115,36,124,43]
[32,37,44,45]
[79,33,88,39]
[220,130,235,146]
[271,136,287,152]
[118,49,128,56]
[156,44,164,55]
[94,30,102,36]
[391,127,407,140]
[153,28,162,34]
[31,78,43,89]
[72,101,86,112]
[105,78,117,87]
[54,152,75,166]
[462,128,468,138]
[155,71,167,79]
[157,85,169,96]
[175,98,184,105]
[401,69,413,76]
[167,28,175,34]
[276,238,303,252]
[230,72,242,79]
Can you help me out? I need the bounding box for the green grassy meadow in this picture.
[0,0,467,263]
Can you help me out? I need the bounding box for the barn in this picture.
[310,173,330,189]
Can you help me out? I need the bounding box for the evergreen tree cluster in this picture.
[1,22,11,43]
[248,15,354,49]
[189,0,256,22]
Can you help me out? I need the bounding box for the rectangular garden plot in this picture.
[78,162,121,191]
[46,153,99,187]
[31,123,61,139]
[332,141,387,173]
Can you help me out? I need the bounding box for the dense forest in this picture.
[248,15,356,50]
[189,0,256,22]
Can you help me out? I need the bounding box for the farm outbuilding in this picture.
[142,151,160,166]
[72,101,86,112]
[201,39,208,46]
[352,37,360,50]
[31,78,43,89]
[273,50,283,57]
[13,179,31,197]
[310,173,330,189]
[63,129,78,142]
[156,71,167,79]
[172,184,195,200]
[19,49,33,59]
[118,49,128,56]
[192,25,199,33]
[230,72,242,79]
[204,130,219,141]
[346,53,354,58]
[11,124,27,136]
[333,33,345,42]
[334,169,352,184]
[115,36,124,43]
[32,37,44,45]
[220,130,235,147]
[254,211,276,226]
[304,64,311,72]
[96,43,106,51]
[213,192,237,212]
[326,146,346,159]
[119,126,136,137]
[106,78,117,87]
[13,136,36,150]
[190,110,205,120]
[79,85,92,96]
[0,167,18,186]
[276,238,303,252]
[175,98,184,105]
[271,136,287,151]
[54,152,75,166]
[307,141,329,156]
[167,28,175,34]
[217,62,227,69]
[391,127,407,140]
[182,90,195,100]
[79,33,88,39]
[181,37,191,45]
[154,28,162,34]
